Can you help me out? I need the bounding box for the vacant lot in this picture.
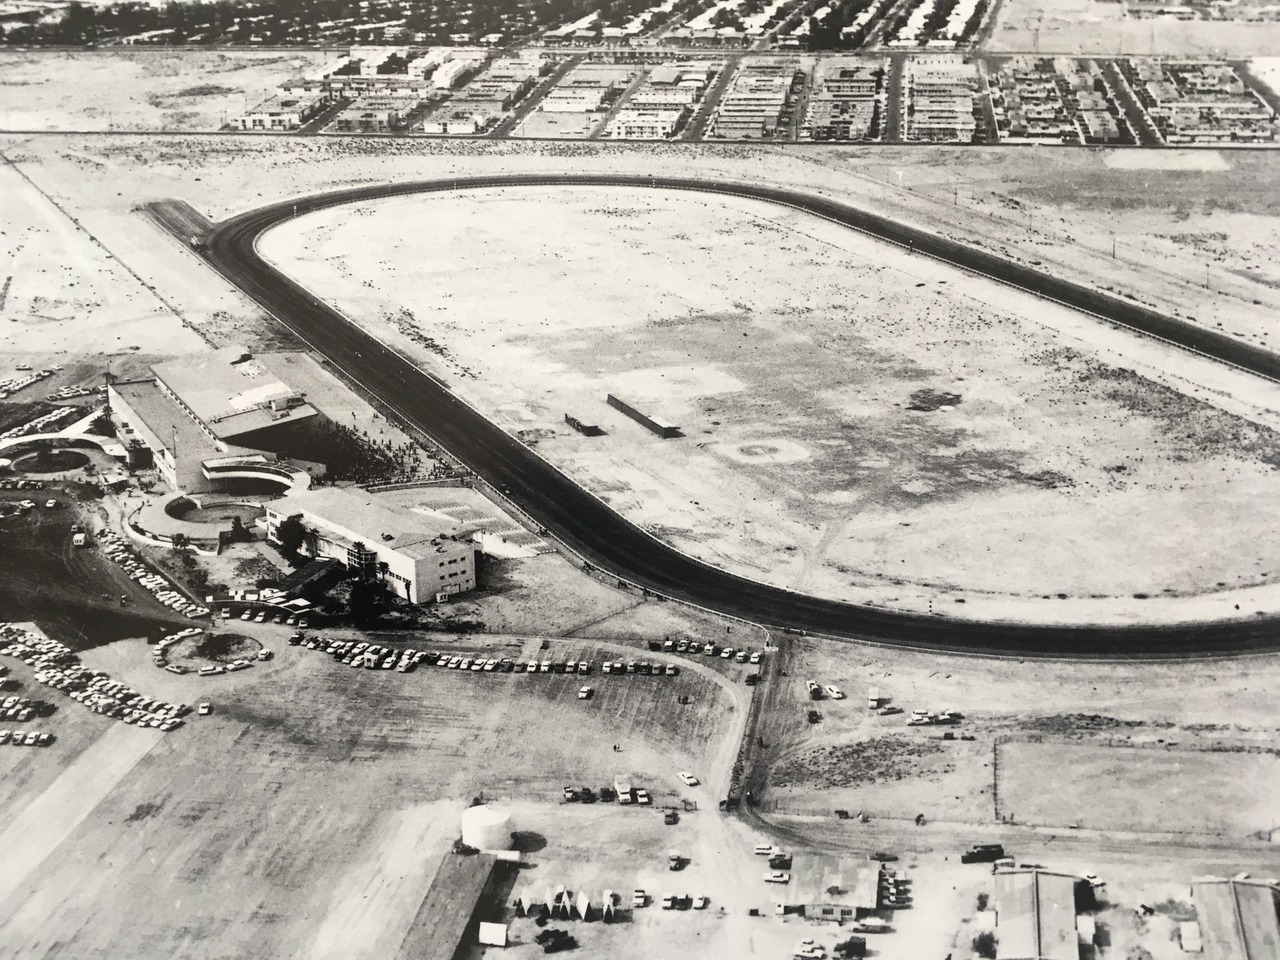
[0,159,206,361]
[0,50,331,132]
[0,629,741,959]
[260,185,1280,623]
[997,740,1280,837]
[750,635,1280,835]
[986,0,1280,55]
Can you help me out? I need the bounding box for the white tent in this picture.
[575,890,591,921]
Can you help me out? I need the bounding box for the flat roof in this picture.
[111,379,223,462]
[788,854,879,911]
[396,853,498,960]
[151,346,317,441]
[995,869,1079,960]
[1193,880,1280,960]
[277,486,471,558]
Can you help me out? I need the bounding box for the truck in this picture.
[961,843,1005,864]
[72,532,87,547]
[614,778,633,804]
[867,686,881,709]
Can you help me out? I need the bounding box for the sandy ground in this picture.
[0,158,206,359]
[985,0,1280,56]
[7,135,1280,624]
[256,184,1280,625]
[0,50,332,132]
[0,615,751,960]
[756,635,1280,835]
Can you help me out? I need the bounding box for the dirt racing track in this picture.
[200,174,1280,657]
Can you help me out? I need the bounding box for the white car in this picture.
[197,703,212,715]
[577,686,593,700]
[678,771,700,787]
[825,686,845,700]
[764,871,792,884]
[632,889,646,908]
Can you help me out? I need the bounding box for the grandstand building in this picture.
[108,347,325,494]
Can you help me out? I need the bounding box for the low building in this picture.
[804,57,883,141]
[330,96,417,133]
[108,347,322,494]
[237,94,325,131]
[264,486,477,603]
[710,61,798,139]
[606,108,686,139]
[420,110,487,135]
[994,868,1081,960]
[788,854,881,922]
[906,56,978,142]
[432,57,478,90]
[1192,878,1280,960]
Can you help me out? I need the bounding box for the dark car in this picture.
[960,843,1005,864]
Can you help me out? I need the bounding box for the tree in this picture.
[973,931,997,959]
[275,513,307,561]
[834,936,866,959]
[348,576,387,626]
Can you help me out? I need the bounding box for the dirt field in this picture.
[0,620,749,959]
[997,739,1280,837]
[753,635,1280,834]
[0,50,332,132]
[256,183,1280,624]
[0,158,206,360]
[985,0,1280,56]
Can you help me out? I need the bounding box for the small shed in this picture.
[1180,921,1203,953]
[478,922,507,947]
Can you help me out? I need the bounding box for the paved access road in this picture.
[202,174,1280,657]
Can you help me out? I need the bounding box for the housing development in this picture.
[1,0,1280,958]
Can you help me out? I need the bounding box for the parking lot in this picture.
[0,621,747,958]
[0,489,187,648]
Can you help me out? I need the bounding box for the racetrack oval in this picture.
[204,173,1280,656]
[257,184,1280,627]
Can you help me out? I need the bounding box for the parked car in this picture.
[764,871,792,884]
[577,686,593,700]
[961,843,1005,864]
[635,788,652,805]
[677,771,699,787]
[632,889,646,908]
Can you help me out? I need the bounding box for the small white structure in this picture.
[478,921,508,947]
[1179,920,1202,953]
[461,804,513,851]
